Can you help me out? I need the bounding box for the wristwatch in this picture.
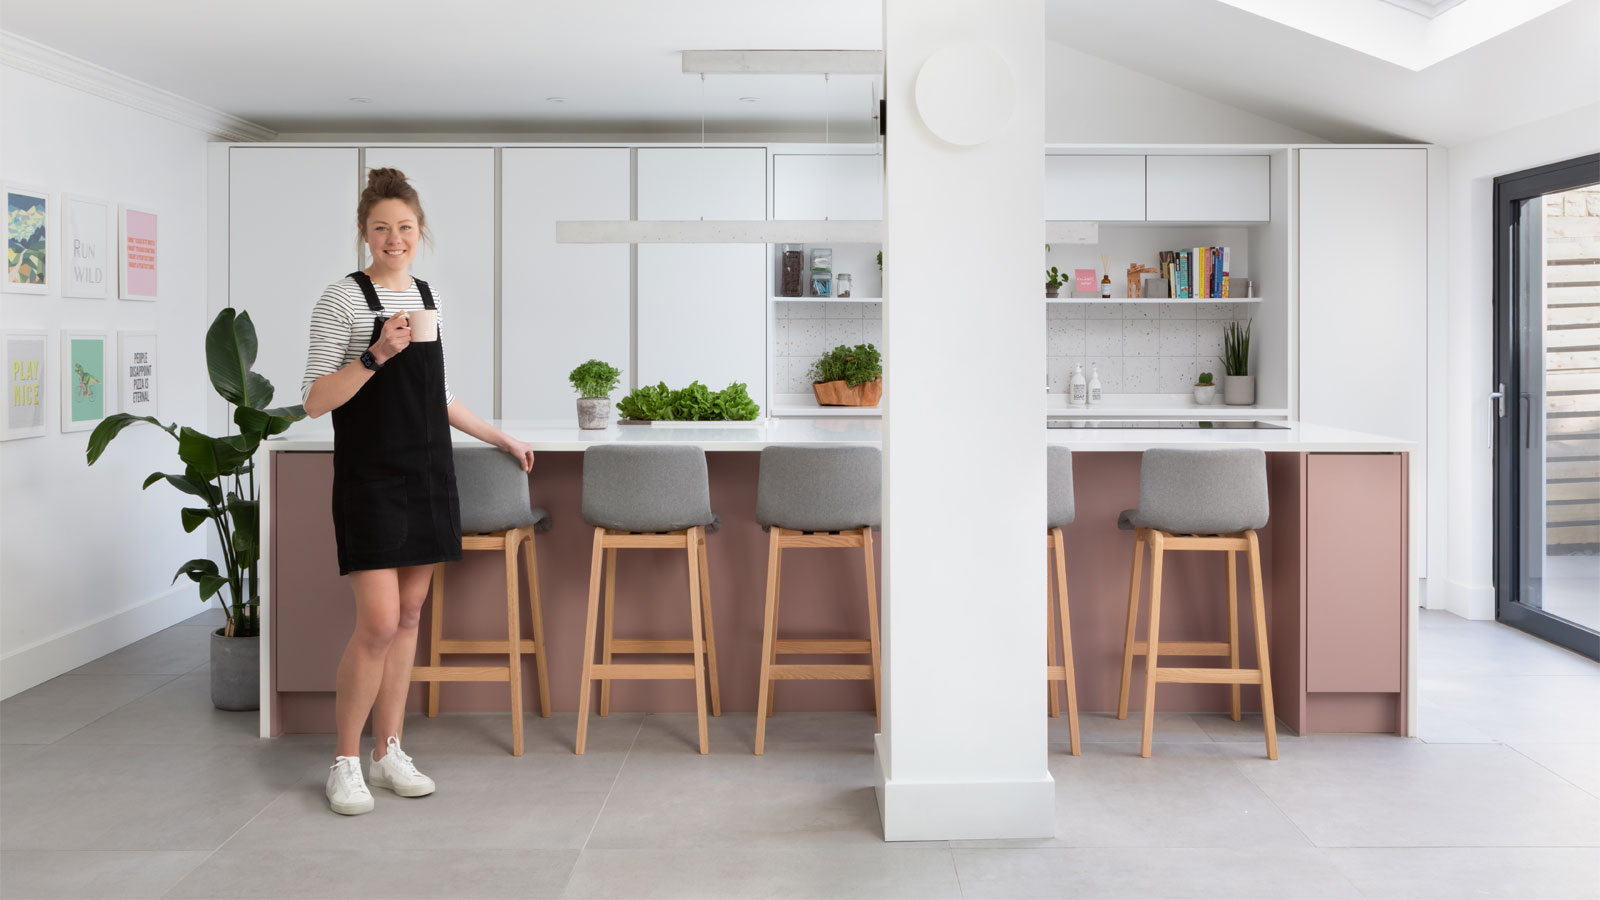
[360,349,385,371]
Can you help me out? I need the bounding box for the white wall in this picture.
[1443,102,1600,620]
[0,66,214,698]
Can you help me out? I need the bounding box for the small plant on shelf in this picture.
[1193,370,1217,405]
[1045,266,1066,299]
[568,359,622,429]
[615,381,761,422]
[1220,319,1256,406]
[1196,372,1214,385]
[808,343,883,407]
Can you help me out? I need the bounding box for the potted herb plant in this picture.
[569,359,621,429]
[1045,266,1066,299]
[86,308,305,711]
[1193,371,1217,405]
[809,343,883,407]
[1221,319,1255,406]
[615,381,761,422]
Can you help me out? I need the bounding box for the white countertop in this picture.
[267,418,1415,453]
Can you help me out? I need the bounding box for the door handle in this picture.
[1489,383,1506,418]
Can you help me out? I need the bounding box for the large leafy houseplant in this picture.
[86,308,305,637]
[808,344,882,388]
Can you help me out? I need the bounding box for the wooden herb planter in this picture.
[813,378,883,407]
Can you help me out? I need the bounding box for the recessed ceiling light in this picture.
[738,96,760,103]
[348,97,372,103]
[546,97,567,103]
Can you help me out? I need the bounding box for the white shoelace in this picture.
[383,738,422,779]
[332,758,369,796]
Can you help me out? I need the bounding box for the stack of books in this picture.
[1158,247,1232,299]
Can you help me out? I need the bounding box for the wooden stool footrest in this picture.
[608,639,695,654]
[1047,665,1069,680]
[410,665,511,682]
[1131,641,1231,657]
[768,664,874,681]
[590,663,697,680]
[774,638,873,654]
[435,639,538,654]
[1153,667,1262,684]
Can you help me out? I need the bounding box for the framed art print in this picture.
[117,330,158,418]
[5,184,50,295]
[61,194,110,299]
[1,329,48,440]
[61,330,112,432]
[119,204,158,301]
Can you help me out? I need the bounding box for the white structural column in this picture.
[876,1,1051,841]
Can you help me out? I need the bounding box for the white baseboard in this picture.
[1446,577,1496,621]
[0,584,201,699]
[873,732,1055,841]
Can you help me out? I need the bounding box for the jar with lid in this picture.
[835,273,853,298]
[809,247,833,297]
[778,244,805,297]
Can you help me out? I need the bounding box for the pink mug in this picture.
[406,309,438,343]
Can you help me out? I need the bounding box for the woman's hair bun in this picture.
[366,167,409,190]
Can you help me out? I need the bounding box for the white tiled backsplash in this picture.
[772,300,1250,396]
[773,302,884,394]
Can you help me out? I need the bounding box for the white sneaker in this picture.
[326,756,374,816]
[368,736,435,798]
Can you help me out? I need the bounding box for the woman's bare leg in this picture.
[371,564,435,758]
[335,568,401,758]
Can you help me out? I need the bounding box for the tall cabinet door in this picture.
[229,148,358,408]
[773,154,882,220]
[363,148,495,416]
[636,148,767,400]
[501,148,632,421]
[1298,148,1427,443]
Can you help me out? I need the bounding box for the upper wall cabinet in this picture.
[1044,155,1145,221]
[773,154,882,221]
[1145,155,1270,222]
[363,148,495,416]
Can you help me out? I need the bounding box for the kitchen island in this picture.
[261,419,1416,739]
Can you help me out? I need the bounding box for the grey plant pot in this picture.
[1223,375,1256,406]
[210,629,259,711]
[577,397,611,430]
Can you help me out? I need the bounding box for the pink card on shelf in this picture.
[1074,269,1097,292]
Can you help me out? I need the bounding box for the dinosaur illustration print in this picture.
[73,363,101,400]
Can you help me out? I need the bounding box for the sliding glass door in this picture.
[1494,153,1600,659]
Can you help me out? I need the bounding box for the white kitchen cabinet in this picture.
[500,148,631,422]
[773,154,882,220]
[1044,155,1145,221]
[1145,155,1270,222]
[363,148,495,416]
[1297,148,1427,444]
[637,148,767,402]
[228,147,358,409]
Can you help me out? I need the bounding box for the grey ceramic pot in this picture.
[1223,375,1256,406]
[210,629,259,711]
[577,397,611,430]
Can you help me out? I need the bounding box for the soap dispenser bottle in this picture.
[1069,364,1087,408]
[1088,365,1102,406]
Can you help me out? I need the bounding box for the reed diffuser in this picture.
[1099,253,1112,298]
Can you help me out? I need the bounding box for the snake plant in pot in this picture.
[86,308,305,710]
[1221,319,1254,406]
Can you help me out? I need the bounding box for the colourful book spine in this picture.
[1222,246,1231,297]
[1197,247,1207,299]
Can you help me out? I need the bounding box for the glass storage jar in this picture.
[778,244,804,297]
[835,273,853,298]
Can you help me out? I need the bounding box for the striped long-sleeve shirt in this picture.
[300,275,454,405]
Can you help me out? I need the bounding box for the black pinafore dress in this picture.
[330,271,462,576]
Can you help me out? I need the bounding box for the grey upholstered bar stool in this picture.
[576,445,722,755]
[752,445,881,755]
[1115,448,1277,759]
[415,447,552,757]
[1046,446,1082,756]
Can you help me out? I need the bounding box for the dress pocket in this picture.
[342,473,410,554]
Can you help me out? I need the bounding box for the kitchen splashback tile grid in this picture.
[775,300,882,394]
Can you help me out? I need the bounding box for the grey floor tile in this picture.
[179,608,226,628]
[1190,711,1302,744]
[162,848,578,899]
[58,674,259,745]
[561,847,961,899]
[0,741,325,851]
[1418,673,1600,744]
[951,847,1364,899]
[1509,741,1600,798]
[1326,847,1600,899]
[69,626,214,677]
[395,710,644,757]
[950,743,1311,850]
[1229,739,1600,847]
[1418,611,1599,678]
[1056,711,1214,745]
[630,710,877,755]
[0,674,174,744]
[0,850,209,899]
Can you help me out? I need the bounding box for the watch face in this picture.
[362,350,379,370]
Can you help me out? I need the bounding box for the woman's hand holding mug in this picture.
[370,311,411,365]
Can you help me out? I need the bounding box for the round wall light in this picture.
[912,42,1015,147]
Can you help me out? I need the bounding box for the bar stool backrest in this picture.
[1134,448,1269,534]
[455,447,551,534]
[582,444,715,532]
[1047,445,1075,529]
[756,445,881,532]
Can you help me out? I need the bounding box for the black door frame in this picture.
[1492,152,1600,659]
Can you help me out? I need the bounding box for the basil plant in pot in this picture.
[86,308,305,711]
[1221,319,1255,406]
[569,359,622,430]
[809,343,883,407]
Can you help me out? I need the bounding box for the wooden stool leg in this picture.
[1117,536,1145,720]
[685,527,710,754]
[698,533,723,717]
[427,563,445,718]
[1247,531,1278,760]
[766,542,783,717]
[863,527,882,732]
[754,528,782,755]
[1140,531,1166,758]
[599,548,617,717]
[1227,548,1242,722]
[1047,569,1060,719]
[1053,527,1081,757]
[574,527,605,755]
[504,532,524,757]
[524,531,551,718]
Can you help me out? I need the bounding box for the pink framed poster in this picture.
[119,204,158,301]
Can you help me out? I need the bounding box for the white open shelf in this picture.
[773,295,883,303]
[770,393,883,417]
[1046,297,1262,304]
